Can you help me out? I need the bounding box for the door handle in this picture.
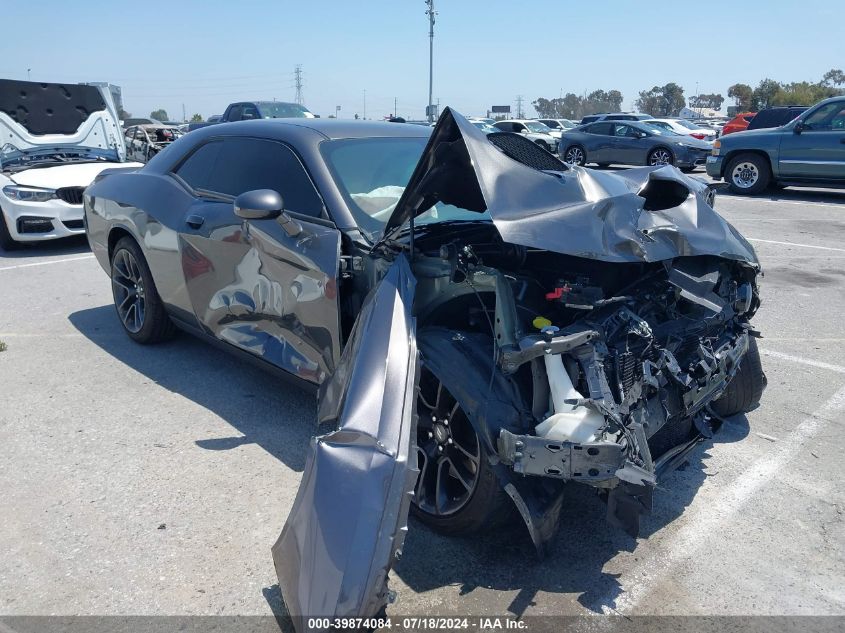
[186,214,205,229]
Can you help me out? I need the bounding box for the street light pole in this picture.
[425,0,436,123]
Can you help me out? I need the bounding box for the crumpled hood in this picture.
[381,107,758,266]
[0,79,127,164]
[8,161,143,189]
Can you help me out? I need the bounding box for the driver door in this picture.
[272,255,419,630]
[173,136,342,384]
[778,102,845,180]
[611,123,644,165]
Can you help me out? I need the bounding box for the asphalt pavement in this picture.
[1,181,843,622]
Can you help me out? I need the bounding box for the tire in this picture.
[0,209,21,251]
[411,330,513,535]
[712,337,766,417]
[725,153,771,195]
[110,236,176,344]
[563,145,586,166]
[680,166,697,173]
[648,147,674,166]
[597,162,610,168]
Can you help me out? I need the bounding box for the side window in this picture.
[803,103,845,131]
[177,138,323,217]
[588,122,613,135]
[514,123,526,132]
[612,124,630,137]
[241,104,260,120]
[174,141,224,191]
[227,104,243,121]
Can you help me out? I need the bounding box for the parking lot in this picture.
[1,182,844,621]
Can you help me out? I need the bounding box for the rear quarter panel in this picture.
[85,171,198,320]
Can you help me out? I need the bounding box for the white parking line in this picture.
[760,349,845,374]
[746,238,845,253]
[606,383,845,614]
[726,196,845,209]
[0,254,94,271]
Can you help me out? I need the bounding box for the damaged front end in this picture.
[274,108,765,629]
[494,254,758,539]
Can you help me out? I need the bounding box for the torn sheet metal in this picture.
[381,108,758,266]
[272,255,418,632]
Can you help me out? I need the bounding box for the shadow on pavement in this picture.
[68,304,317,473]
[395,414,749,616]
[0,234,90,259]
[68,304,751,618]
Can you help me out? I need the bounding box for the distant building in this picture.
[679,106,722,119]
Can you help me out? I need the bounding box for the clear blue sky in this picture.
[1,0,842,120]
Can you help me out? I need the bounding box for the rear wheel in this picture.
[563,145,586,166]
[111,237,175,343]
[712,337,766,416]
[648,147,674,166]
[0,210,21,251]
[725,153,771,195]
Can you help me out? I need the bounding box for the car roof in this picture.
[186,117,433,141]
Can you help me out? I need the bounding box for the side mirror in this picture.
[234,189,283,220]
[793,120,804,134]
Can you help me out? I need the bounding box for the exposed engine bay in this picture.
[403,220,762,541]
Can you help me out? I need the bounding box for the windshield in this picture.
[321,137,489,237]
[255,102,314,118]
[524,121,552,133]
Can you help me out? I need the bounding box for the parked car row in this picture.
[558,120,712,171]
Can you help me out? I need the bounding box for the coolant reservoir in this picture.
[535,352,605,443]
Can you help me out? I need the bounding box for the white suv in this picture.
[492,120,559,152]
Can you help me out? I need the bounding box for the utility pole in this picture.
[182,103,186,123]
[425,0,436,123]
[516,95,524,119]
[394,96,398,118]
[294,65,304,105]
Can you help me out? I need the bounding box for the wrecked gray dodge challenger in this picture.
[85,108,766,628]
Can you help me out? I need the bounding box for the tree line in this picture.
[533,69,845,118]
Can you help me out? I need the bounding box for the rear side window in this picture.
[587,122,613,135]
[174,138,324,217]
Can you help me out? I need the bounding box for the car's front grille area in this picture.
[55,186,85,205]
[62,219,84,230]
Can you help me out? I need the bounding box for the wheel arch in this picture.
[108,225,139,262]
[721,149,773,178]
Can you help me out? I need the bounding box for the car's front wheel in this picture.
[412,363,508,534]
[725,153,771,195]
[111,237,175,343]
[712,337,766,416]
[563,145,586,166]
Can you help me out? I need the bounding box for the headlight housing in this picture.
[711,140,721,156]
[2,185,57,202]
